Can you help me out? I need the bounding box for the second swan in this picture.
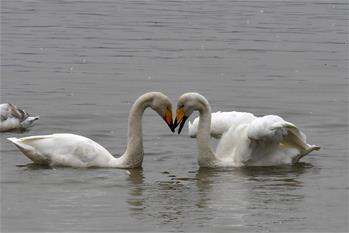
[174,92,320,167]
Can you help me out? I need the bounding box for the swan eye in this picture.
[178,104,184,109]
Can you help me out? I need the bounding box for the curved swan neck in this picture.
[195,96,217,167]
[120,93,155,167]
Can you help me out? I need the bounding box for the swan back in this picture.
[247,115,293,142]
[188,111,256,138]
[7,134,115,167]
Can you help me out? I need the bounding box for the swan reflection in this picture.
[126,164,310,230]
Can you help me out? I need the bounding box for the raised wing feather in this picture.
[188,111,256,138]
[247,115,293,142]
[247,115,320,161]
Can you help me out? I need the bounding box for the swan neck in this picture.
[196,101,217,167]
[121,95,152,167]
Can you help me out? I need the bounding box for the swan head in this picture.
[148,92,175,132]
[174,92,209,134]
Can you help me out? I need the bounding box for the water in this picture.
[1,0,348,232]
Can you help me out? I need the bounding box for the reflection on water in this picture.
[1,0,347,231]
[124,165,311,231]
[16,163,52,169]
[126,169,145,216]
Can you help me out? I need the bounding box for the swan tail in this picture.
[7,136,48,164]
[7,137,35,155]
[9,135,51,142]
[7,137,19,144]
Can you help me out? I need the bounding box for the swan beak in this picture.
[174,108,188,134]
[163,110,175,133]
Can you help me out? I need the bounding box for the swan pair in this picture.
[7,92,319,168]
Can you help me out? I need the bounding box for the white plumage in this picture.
[8,134,116,167]
[176,93,320,167]
[7,92,174,168]
[188,111,255,138]
[0,103,39,132]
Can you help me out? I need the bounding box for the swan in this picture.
[7,92,174,168]
[0,103,39,132]
[174,92,320,167]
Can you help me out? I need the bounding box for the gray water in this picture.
[1,0,348,232]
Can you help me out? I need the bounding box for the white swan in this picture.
[7,92,174,168]
[174,92,320,167]
[0,103,39,132]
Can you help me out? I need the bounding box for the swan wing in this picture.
[247,114,318,148]
[188,111,256,138]
[7,133,113,167]
[247,115,293,142]
[246,115,320,164]
[213,115,319,166]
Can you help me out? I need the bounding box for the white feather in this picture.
[188,111,255,138]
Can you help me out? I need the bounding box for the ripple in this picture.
[2,0,347,232]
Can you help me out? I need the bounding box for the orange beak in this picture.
[174,108,188,134]
[163,109,174,132]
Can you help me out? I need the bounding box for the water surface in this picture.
[1,0,348,232]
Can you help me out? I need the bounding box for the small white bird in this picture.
[7,92,174,168]
[0,103,39,132]
[174,92,320,168]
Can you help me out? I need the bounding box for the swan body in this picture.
[7,92,174,168]
[0,103,39,132]
[7,134,119,167]
[174,93,320,168]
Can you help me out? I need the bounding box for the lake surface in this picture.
[1,0,348,232]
